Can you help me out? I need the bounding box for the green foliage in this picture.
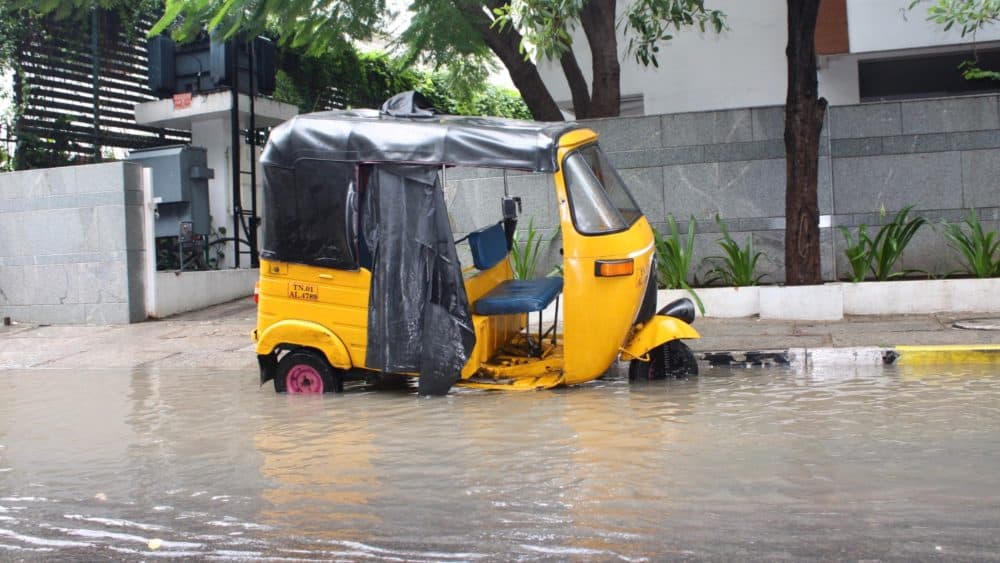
[493,0,726,66]
[18,0,729,120]
[910,0,1000,36]
[653,214,704,314]
[941,209,1000,277]
[910,0,1000,80]
[839,226,872,283]
[148,0,386,56]
[838,205,929,282]
[624,0,727,67]
[273,43,529,118]
[510,218,543,280]
[958,59,1000,80]
[704,215,765,287]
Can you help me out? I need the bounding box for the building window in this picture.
[859,49,1000,101]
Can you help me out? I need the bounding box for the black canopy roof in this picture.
[261,109,582,173]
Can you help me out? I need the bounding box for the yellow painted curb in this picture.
[895,344,1000,365]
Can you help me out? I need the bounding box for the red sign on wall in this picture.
[173,92,192,110]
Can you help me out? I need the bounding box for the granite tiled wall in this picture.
[0,162,147,324]
[446,94,1000,283]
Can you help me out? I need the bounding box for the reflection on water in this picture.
[1,364,999,560]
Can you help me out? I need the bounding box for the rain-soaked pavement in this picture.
[1,363,999,561]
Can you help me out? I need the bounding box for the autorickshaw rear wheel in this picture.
[628,340,698,381]
[274,349,342,394]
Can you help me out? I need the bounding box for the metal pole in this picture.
[230,38,241,268]
[248,39,258,267]
[90,6,101,161]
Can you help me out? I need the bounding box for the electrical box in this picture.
[147,35,276,98]
[127,145,213,238]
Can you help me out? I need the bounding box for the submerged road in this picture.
[1,359,998,560]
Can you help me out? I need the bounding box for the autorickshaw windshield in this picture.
[562,144,642,235]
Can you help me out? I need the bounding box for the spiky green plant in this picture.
[653,214,704,314]
[510,218,543,280]
[839,205,928,281]
[942,209,1000,278]
[705,214,766,286]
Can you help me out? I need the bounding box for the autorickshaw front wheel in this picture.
[628,340,698,381]
[274,349,343,394]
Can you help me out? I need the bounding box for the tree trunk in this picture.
[560,49,591,118]
[457,0,564,121]
[579,0,621,117]
[784,0,827,285]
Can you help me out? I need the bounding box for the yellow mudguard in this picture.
[255,319,353,369]
[620,315,700,362]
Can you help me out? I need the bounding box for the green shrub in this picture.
[705,214,766,287]
[942,209,1000,278]
[839,205,928,281]
[653,214,704,314]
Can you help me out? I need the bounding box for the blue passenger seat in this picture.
[465,222,562,355]
[466,222,562,315]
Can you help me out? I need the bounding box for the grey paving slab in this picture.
[662,109,752,147]
[901,96,1000,134]
[832,152,963,214]
[751,106,785,141]
[829,103,902,139]
[586,115,663,150]
[961,149,1000,209]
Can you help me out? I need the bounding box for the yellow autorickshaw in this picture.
[252,92,699,395]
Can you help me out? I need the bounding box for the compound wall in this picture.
[0,162,148,324]
[446,94,1000,284]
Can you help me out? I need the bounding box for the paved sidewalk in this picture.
[1,298,998,371]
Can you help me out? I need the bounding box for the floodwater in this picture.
[1,363,999,561]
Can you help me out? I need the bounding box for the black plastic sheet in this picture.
[260,159,358,268]
[261,109,577,173]
[362,164,476,396]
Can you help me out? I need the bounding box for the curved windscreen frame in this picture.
[561,144,643,236]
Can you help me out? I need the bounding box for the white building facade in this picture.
[537,0,1000,116]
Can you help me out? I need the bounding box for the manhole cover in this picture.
[954,317,1000,331]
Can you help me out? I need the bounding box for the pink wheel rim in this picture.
[286,364,324,394]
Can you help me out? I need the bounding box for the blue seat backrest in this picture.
[467,222,508,271]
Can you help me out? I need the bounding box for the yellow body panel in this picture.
[552,130,660,385]
[255,259,371,368]
[461,258,523,379]
[256,319,353,369]
[620,316,702,361]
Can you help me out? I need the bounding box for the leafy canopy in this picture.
[910,0,1000,36]
[494,0,726,67]
[149,0,387,55]
[909,0,1000,79]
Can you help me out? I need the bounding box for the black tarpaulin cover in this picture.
[260,159,358,269]
[380,91,437,118]
[362,164,476,396]
[261,109,578,173]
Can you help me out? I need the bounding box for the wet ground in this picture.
[1,363,999,561]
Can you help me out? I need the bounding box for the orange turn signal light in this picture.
[595,258,634,277]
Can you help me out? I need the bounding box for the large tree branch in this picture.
[455,0,563,121]
[559,49,591,118]
[580,0,620,117]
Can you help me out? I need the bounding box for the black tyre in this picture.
[273,349,342,394]
[629,340,699,381]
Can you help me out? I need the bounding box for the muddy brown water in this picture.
[1,364,998,561]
